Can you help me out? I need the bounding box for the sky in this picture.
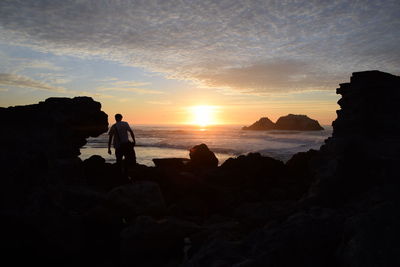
[0,0,399,126]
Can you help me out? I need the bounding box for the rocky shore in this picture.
[1,71,399,266]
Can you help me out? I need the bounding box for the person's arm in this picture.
[108,126,114,154]
[129,129,136,145]
[126,122,136,145]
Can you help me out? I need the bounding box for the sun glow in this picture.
[189,105,218,126]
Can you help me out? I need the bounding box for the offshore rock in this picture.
[242,117,275,130]
[275,114,324,131]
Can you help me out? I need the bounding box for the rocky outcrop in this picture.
[243,114,324,131]
[1,97,108,186]
[242,117,275,130]
[275,114,324,131]
[1,97,110,266]
[188,143,218,169]
[309,71,400,205]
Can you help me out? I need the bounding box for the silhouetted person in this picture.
[108,113,136,175]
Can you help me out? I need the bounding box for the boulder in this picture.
[1,96,108,188]
[120,216,202,266]
[106,181,166,218]
[242,117,275,130]
[152,158,190,171]
[189,143,218,169]
[275,114,324,131]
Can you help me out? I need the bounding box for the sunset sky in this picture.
[1,0,399,126]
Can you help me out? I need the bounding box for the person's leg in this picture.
[115,148,123,173]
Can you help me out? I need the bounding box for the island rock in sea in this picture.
[242,117,275,130]
[275,114,324,131]
[242,114,323,131]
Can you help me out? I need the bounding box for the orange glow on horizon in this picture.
[188,105,219,126]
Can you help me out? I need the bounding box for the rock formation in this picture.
[275,114,324,130]
[242,117,275,130]
[188,143,218,169]
[243,114,323,131]
[2,71,399,267]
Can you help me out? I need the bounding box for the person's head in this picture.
[115,113,123,122]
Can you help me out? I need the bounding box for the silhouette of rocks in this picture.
[106,181,166,219]
[188,143,218,169]
[1,97,108,188]
[120,216,201,266]
[243,114,323,131]
[310,71,400,205]
[275,114,324,130]
[3,71,400,266]
[183,71,400,266]
[152,158,190,171]
[242,117,275,130]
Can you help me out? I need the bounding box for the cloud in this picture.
[195,60,338,93]
[0,73,66,92]
[0,0,399,92]
[147,100,172,105]
[97,80,164,95]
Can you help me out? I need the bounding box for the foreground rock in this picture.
[189,143,218,170]
[0,97,109,266]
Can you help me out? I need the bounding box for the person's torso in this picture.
[113,121,130,147]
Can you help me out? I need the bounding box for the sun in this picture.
[189,105,217,126]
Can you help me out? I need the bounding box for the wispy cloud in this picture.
[97,80,164,95]
[147,100,172,105]
[0,73,66,92]
[0,0,399,92]
[98,86,164,95]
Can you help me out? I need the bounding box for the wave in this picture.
[83,124,333,162]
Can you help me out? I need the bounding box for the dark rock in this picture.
[337,201,400,267]
[284,149,319,199]
[106,181,166,219]
[1,96,108,188]
[83,155,129,190]
[120,216,202,266]
[275,114,324,131]
[216,153,287,201]
[308,71,400,206]
[243,208,344,267]
[189,143,218,169]
[153,158,190,170]
[242,117,275,130]
[182,232,246,267]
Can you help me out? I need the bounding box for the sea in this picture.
[79,124,333,166]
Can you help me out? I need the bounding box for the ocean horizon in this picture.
[80,124,333,166]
